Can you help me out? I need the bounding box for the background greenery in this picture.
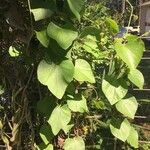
[0,0,149,150]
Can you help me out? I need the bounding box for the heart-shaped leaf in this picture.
[115,95,138,119]
[74,59,95,83]
[114,35,144,69]
[48,105,71,135]
[67,0,84,21]
[31,8,53,21]
[47,22,78,50]
[128,69,144,89]
[36,29,50,47]
[110,118,131,142]
[102,77,128,105]
[64,136,85,150]
[127,127,138,148]
[40,124,53,145]
[106,18,119,34]
[37,59,74,99]
[67,95,88,113]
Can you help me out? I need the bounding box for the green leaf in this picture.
[83,36,99,53]
[67,0,84,21]
[115,95,138,119]
[106,18,119,34]
[37,143,53,150]
[64,136,85,150]
[127,127,138,148]
[37,59,74,99]
[48,105,71,135]
[67,95,88,113]
[31,8,53,21]
[102,77,128,105]
[0,85,4,95]
[110,118,131,142]
[63,124,74,134]
[47,22,78,50]
[37,96,56,117]
[128,69,144,89]
[35,30,50,47]
[114,35,144,69]
[9,46,20,57]
[40,124,53,145]
[74,59,95,83]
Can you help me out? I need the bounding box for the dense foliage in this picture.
[0,0,149,150]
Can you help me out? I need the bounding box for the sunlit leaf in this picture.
[106,18,119,34]
[102,77,128,105]
[37,59,74,99]
[74,59,95,83]
[67,95,88,113]
[48,105,71,135]
[114,35,144,69]
[115,95,138,119]
[36,29,50,47]
[64,136,85,150]
[47,22,78,50]
[31,8,53,21]
[127,127,138,148]
[9,46,20,57]
[128,69,144,89]
[110,118,131,142]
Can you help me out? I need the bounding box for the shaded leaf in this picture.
[36,30,50,47]
[37,143,53,150]
[67,0,84,21]
[40,124,53,145]
[37,96,56,117]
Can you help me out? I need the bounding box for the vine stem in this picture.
[26,0,34,55]
[126,0,133,31]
